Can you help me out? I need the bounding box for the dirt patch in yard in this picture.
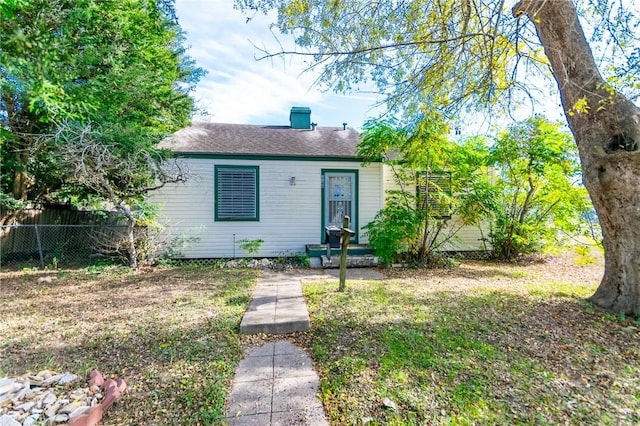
[381,250,605,291]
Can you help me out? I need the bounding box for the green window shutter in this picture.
[215,166,259,221]
[417,172,452,219]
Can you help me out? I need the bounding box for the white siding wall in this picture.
[149,158,382,258]
[439,220,492,251]
[380,165,490,251]
[382,164,401,204]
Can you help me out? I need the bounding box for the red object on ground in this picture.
[89,370,105,387]
[66,370,127,426]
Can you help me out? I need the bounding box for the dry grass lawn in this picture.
[1,250,639,425]
[297,251,640,425]
[0,265,258,425]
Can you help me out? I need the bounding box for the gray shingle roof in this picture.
[159,122,362,158]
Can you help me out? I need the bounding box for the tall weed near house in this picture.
[237,238,264,255]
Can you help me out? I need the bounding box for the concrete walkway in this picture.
[224,340,328,426]
[239,271,311,335]
[227,271,328,425]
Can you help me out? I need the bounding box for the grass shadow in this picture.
[300,276,638,425]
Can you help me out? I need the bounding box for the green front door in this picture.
[322,170,358,242]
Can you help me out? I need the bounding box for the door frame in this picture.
[321,169,359,243]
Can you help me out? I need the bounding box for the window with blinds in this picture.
[417,172,452,219]
[215,166,259,221]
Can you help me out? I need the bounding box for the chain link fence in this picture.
[0,224,139,270]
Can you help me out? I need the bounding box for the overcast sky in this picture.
[174,0,382,130]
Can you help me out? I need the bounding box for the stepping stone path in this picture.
[228,271,330,425]
[225,341,328,425]
[240,272,311,334]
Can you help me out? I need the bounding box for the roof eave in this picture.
[172,152,377,162]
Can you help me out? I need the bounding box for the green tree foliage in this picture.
[237,0,638,114]
[487,116,591,259]
[359,114,493,265]
[238,0,640,316]
[0,0,203,206]
[361,115,592,264]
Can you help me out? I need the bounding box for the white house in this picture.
[150,107,487,263]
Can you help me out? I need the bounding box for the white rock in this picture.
[0,381,21,397]
[0,414,21,426]
[382,397,397,411]
[59,401,86,414]
[42,392,56,406]
[68,406,90,419]
[21,414,40,426]
[53,413,69,423]
[57,374,78,386]
[69,389,86,400]
[43,374,63,386]
[1,412,18,420]
[10,388,28,402]
[14,401,34,412]
[27,376,43,386]
[44,401,61,419]
[0,379,15,396]
[90,395,102,406]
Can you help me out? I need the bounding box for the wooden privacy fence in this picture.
[0,206,108,226]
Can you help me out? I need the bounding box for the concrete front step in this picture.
[320,254,378,268]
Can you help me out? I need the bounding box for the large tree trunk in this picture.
[12,152,29,201]
[514,0,640,315]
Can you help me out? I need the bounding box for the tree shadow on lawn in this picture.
[382,252,604,285]
[0,267,259,425]
[301,282,639,425]
[384,262,536,281]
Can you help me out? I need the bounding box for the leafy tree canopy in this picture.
[487,116,591,259]
[0,0,204,206]
[359,114,591,263]
[359,114,494,264]
[237,0,639,115]
[235,0,640,315]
